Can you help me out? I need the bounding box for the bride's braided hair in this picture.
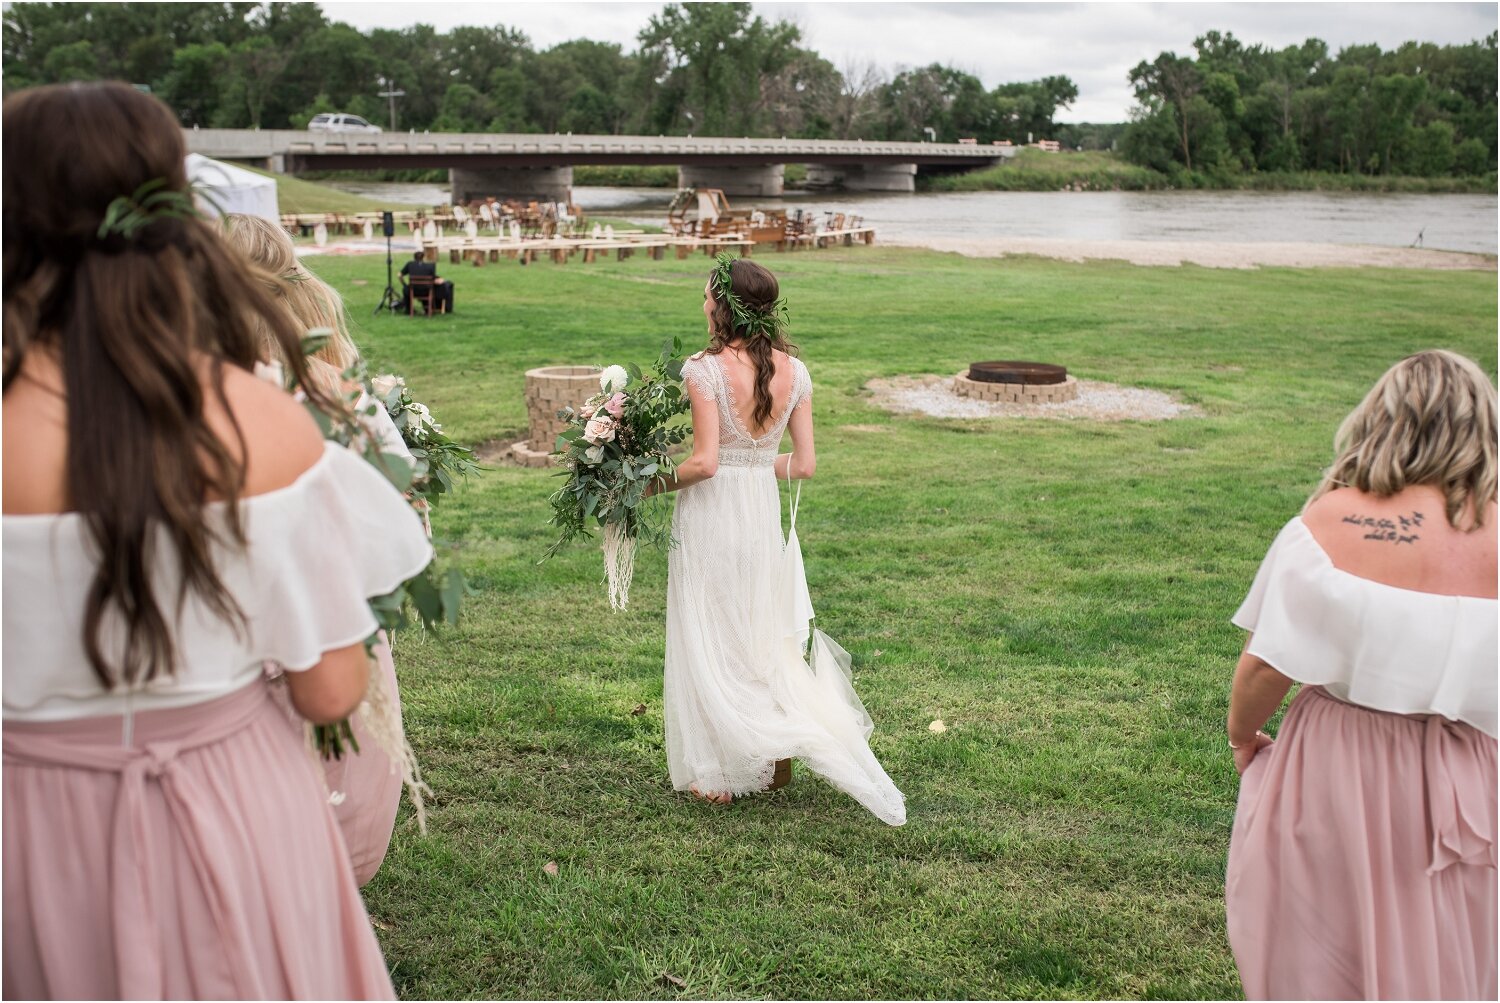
[704,255,798,428]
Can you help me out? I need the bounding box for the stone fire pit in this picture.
[510,365,599,468]
[953,360,1079,404]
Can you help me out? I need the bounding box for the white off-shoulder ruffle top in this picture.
[3,441,433,721]
[1234,517,1498,738]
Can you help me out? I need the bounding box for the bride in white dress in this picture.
[651,255,905,825]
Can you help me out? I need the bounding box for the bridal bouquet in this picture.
[544,338,690,609]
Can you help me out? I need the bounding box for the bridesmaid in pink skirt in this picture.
[1226,349,1498,1000]
[223,213,415,887]
[2,83,432,999]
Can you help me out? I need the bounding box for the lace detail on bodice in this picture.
[681,352,811,468]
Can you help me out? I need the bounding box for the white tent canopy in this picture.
[186,153,279,223]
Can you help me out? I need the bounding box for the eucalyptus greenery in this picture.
[373,375,482,511]
[544,338,691,561]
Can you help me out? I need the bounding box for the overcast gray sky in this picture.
[322,2,1497,122]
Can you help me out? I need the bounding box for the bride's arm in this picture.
[774,397,816,480]
[650,375,719,495]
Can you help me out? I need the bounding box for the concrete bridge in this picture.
[183,128,1013,199]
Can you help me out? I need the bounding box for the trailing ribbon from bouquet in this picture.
[602,520,636,611]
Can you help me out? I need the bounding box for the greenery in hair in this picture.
[710,251,788,342]
[96,178,201,240]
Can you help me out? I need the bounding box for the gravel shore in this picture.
[886,236,1496,271]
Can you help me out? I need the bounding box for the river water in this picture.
[325,180,1497,255]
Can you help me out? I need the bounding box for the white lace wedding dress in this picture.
[665,352,906,825]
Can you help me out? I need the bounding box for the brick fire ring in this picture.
[510,365,600,468]
[954,363,1079,404]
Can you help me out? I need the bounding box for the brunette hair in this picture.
[704,258,798,428]
[3,81,335,687]
[220,213,358,396]
[1308,349,1497,530]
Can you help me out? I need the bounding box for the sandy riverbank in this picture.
[885,236,1497,270]
[299,233,1498,271]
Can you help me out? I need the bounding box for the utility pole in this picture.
[377,76,405,131]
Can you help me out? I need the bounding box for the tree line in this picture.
[1123,30,1497,178]
[1,2,1077,143]
[4,3,1493,178]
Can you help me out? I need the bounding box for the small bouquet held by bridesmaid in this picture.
[544,338,691,609]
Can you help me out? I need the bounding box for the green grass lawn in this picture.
[304,246,1495,999]
[239,166,422,214]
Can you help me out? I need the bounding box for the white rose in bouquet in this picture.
[584,444,605,464]
[372,373,405,398]
[584,415,616,443]
[599,365,629,393]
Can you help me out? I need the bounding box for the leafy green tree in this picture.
[878,64,992,142]
[1128,53,1203,170]
[636,2,800,135]
[559,84,616,134]
[434,83,494,133]
[441,24,528,92]
[41,39,98,82]
[1120,101,1178,171]
[758,47,843,139]
[1371,73,1426,173]
[1453,136,1491,174]
[1405,119,1457,175]
[221,35,288,128]
[160,41,230,126]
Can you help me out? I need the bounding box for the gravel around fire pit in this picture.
[866,374,1198,421]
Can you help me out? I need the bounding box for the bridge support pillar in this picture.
[803,163,917,192]
[677,164,784,197]
[449,166,574,204]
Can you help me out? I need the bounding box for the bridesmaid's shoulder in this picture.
[207,363,325,498]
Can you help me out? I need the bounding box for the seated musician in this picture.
[398,252,455,314]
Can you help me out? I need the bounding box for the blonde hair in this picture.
[220,214,360,393]
[1309,349,1497,530]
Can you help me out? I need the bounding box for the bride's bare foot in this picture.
[689,783,732,805]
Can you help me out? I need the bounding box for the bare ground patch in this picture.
[887,236,1496,271]
[474,433,530,466]
[866,374,1199,422]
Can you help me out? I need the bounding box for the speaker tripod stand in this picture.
[372,211,400,316]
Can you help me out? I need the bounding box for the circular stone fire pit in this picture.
[510,365,599,468]
[954,360,1079,404]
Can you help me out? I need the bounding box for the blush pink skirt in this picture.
[269,637,404,887]
[1227,685,1497,1000]
[3,679,396,1000]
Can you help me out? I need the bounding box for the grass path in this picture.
[303,247,1494,999]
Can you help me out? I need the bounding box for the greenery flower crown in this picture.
[710,251,789,342]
